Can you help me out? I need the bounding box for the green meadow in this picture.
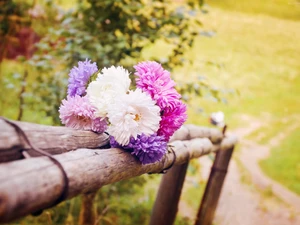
[182,1,300,194]
[145,0,300,199]
[260,129,300,195]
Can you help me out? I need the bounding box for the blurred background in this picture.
[0,0,299,224]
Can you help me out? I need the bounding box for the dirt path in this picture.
[178,114,300,224]
[235,115,300,210]
[215,115,300,225]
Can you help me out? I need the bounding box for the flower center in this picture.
[103,84,112,91]
[77,115,89,123]
[134,114,141,121]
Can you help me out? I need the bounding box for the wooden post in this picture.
[195,146,234,225]
[79,192,97,225]
[149,162,189,225]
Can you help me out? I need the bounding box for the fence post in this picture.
[79,192,97,225]
[194,146,234,225]
[149,162,189,225]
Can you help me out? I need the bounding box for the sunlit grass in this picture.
[144,6,300,131]
[170,7,300,194]
[246,116,298,145]
[260,129,300,195]
[206,0,300,21]
[185,8,300,118]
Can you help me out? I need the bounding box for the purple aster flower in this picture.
[158,100,187,141]
[92,117,108,133]
[110,136,121,148]
[110,136,134,150]
[110,134,167,165]
[131,134,167,164]
[59,95,95,130]
[134,61,181,110]
[68,59,98,97]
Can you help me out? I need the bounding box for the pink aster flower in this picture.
[92,117,108,133]
[134,61,181,110]
[59,95,96,130]
[158,100,187,141]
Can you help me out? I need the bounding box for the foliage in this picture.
[0,0,30,60]
[1,2,211,224]
[24,0,208,124]
[1,0,226,125]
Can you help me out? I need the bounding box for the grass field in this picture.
[181,6,300,123]
[207,0,300,21]
[260,129,300,195]
[171,1,300,195]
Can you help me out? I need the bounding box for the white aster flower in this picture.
[86,81,117,117]
[86,66,131,117]
[97,66,131,92]
[107,89,161,146]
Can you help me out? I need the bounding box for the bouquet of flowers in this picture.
[59,60,187,164]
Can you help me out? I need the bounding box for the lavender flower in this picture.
[110,134,167,165]
[68,59,98,97]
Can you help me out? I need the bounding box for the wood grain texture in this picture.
[195,146,235,225]
[170,124,224,144]
[0,136,238,223]
[149,162,189,225]
[0,118,223,163]
[79,192,97,225]
[0,118,109,162]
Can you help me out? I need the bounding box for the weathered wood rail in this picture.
[0,117,237,224]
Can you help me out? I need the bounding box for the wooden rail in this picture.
[0,119,223,163]
[0,118,237,224]
[0,119,109,163]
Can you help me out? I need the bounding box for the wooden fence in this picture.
[0,117,237,224]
